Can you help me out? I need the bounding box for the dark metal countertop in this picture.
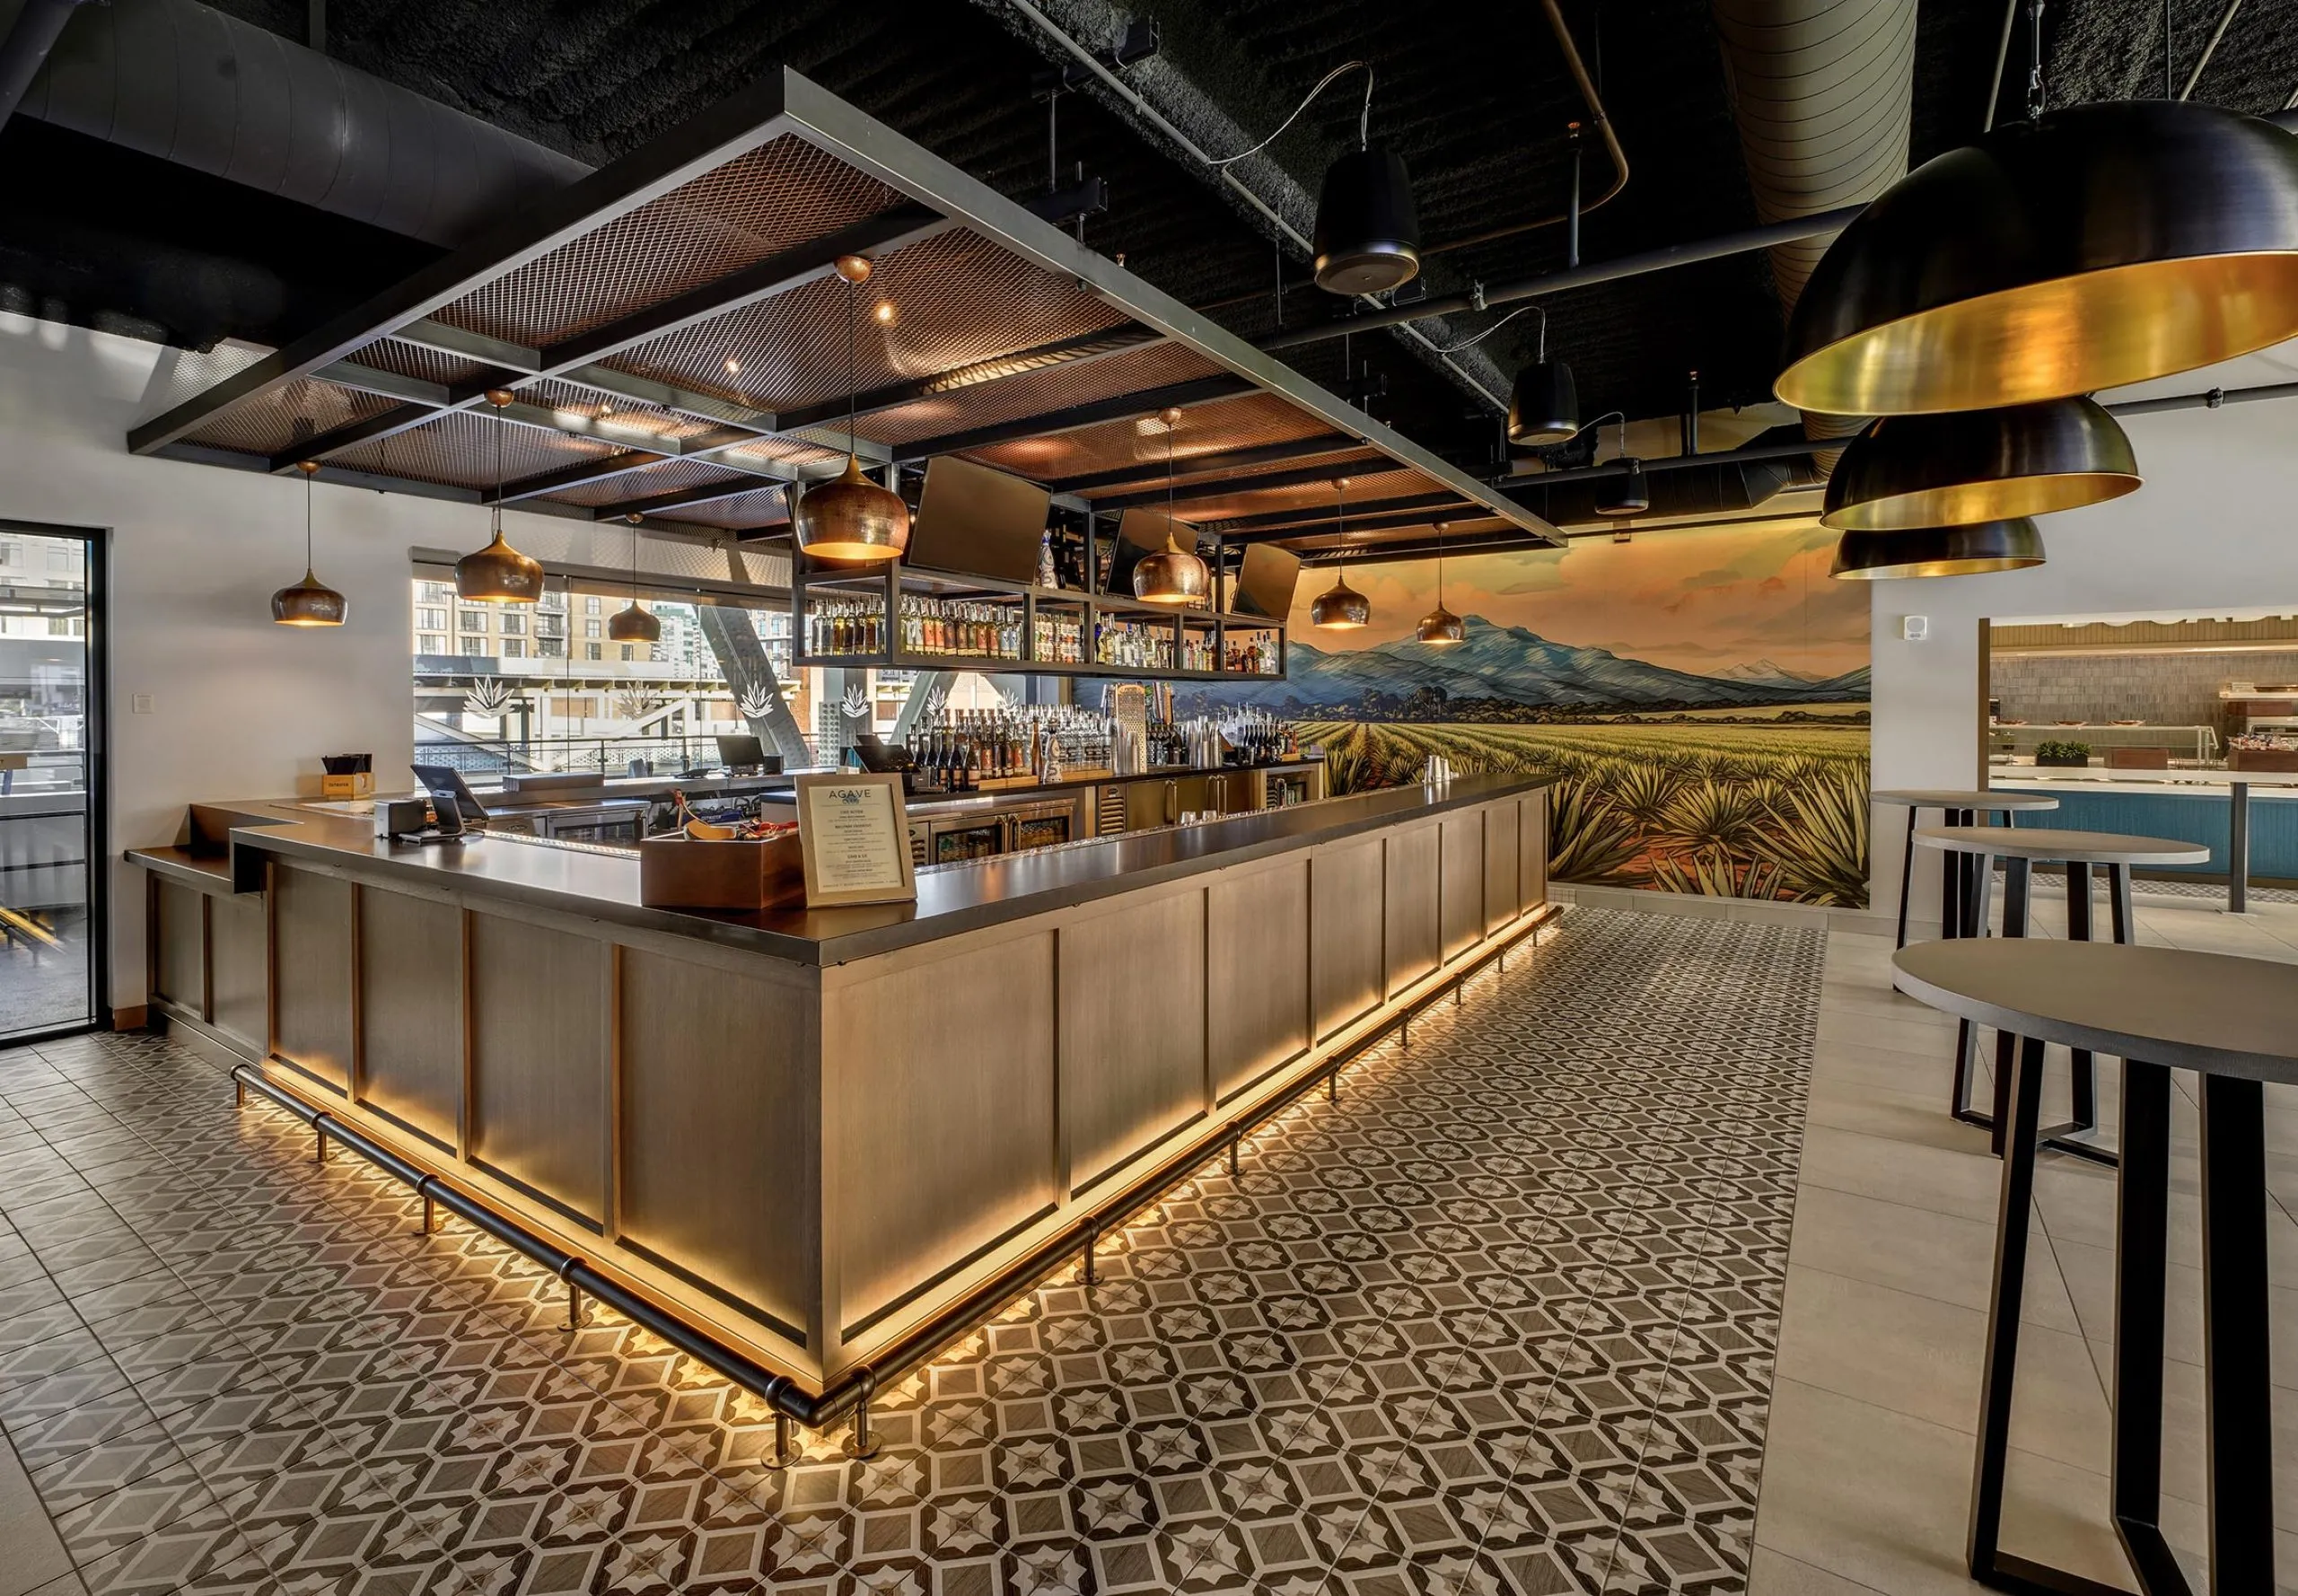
[129,774,1555,968]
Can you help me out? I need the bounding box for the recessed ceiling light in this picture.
[873,302,897,325]
[724,356,741,375]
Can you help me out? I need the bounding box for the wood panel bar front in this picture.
[130,775,1556,1402]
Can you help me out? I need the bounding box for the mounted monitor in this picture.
[905,456,1051,584]
[1109,507,1204,601]
[1230,544,1302,619]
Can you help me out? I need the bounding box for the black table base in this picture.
[1969,1040,2275,1595]
[1948,857,2127,1169]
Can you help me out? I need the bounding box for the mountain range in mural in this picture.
[1210,616,1868,714]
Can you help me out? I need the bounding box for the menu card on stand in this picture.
[794,773,917,907]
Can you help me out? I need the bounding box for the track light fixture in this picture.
[457,390,546,604]
[271,460,346,627]
[793,255,911,563]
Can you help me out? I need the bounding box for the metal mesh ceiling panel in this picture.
[517,379,732,446]
[674,487,794,529]
[432,136,909,349]
[859,341,1223,451]
[180,379,408,460]
[718,436,845,471]
[1285,514,1514,554]
[1178,465,1431,526]
[544,458,759,509]
[602,227,1133,419]
[969,392,1339,485]
[328,412,622,490]
[353,338,500,391]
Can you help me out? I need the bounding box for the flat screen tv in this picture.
[905,456,1050,584]
[1230,544,1302,620]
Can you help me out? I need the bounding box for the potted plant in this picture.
[2034,740,2092,767]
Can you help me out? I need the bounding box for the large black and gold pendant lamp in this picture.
[1822,399,2140,531]
[1830,517,2047,581]
[1310,475,1372,629]
[1131,408,1212,606]
[607,513,662,645]
[1777,92,2298,416]
[457,390,546,603]
[1507,308,1579,446]
[792,255,911,563]
[271,460,346,627]
[1415,521,1464,646]
[1592,417,1649,517]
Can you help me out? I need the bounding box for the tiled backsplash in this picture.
[1990,648,2298,732]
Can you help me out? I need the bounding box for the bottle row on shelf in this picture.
[802,592,1281,676]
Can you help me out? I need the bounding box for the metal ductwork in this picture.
[0,0,590,250]
[1713,0,1916,464]
[1507,425,1822,528]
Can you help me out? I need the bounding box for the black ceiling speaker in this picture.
[1314,146,1421,295]
[1592,457,1648,517]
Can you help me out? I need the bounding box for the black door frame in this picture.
[0,518,109,1045]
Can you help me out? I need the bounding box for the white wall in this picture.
[1870,348,2298,929]
[0,314,576,1015]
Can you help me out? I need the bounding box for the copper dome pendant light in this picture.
[1310,476,1372,629]
[1777,4,2298,416]
[1830,518,2047,581]
[1822,399,2140,532]
[1415,521,1464,647]
[271,460,346,627]
[1131,408,1211,606]
[792,256,910,563]
[607,513,662,645]
[456,390,546,603]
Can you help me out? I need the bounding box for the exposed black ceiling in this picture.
[16,0,2298,475]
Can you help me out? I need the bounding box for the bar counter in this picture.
[130,773,1557,1403]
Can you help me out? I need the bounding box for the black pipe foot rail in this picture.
[224,901,1566,1459]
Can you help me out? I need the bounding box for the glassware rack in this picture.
[791,561,1285,682]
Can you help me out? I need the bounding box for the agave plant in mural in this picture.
[1297,719,1872,906]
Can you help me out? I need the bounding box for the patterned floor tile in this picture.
[0,909,1816,1595]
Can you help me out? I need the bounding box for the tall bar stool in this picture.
[1910,826,2209,1165]
[1871,790,2058,949]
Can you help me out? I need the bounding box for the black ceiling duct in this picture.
[1313,146,1421,295]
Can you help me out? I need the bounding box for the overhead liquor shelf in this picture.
[127,68,1557,563]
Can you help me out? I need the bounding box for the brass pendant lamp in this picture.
[1822,399,2140,531]
[456,390,546,603]
[1830,517,2047,581]
[1310,476,1372,629]
[1131,408,1211,606]
[271,460,346,627]
[1777,5,2298,417]
[1415,520,1463,646]
[792,255,911,562]
[607,513,662,644]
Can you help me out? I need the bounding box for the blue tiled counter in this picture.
[1995,779,2298,883]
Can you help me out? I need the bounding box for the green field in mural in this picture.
[1301,719,1872,906]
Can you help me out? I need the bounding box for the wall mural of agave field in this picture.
[1188,522,1872,906]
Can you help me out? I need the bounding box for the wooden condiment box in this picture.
[638,833,806,910]
[2106,747,2169,770]
[2230,748,2298,774]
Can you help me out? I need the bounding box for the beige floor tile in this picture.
[1787,1186,2080,1335]
[1773,1267,2109,1473]
[1802,1080,1996,1154]
[1819,1012,1966,1058]
[1747,1545,1889,1594]
[0,1428,72,1596]
[1751,1378,2127,1596]
[1796,1124,2009,1226]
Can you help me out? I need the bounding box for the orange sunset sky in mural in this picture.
[1286,519,1868,680]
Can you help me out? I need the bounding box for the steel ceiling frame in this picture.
[127,66,1559,549]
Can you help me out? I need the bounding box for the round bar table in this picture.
[1892,938,2298,1596]
[1873,789,2059,949]
[1912,827,2209,1164]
